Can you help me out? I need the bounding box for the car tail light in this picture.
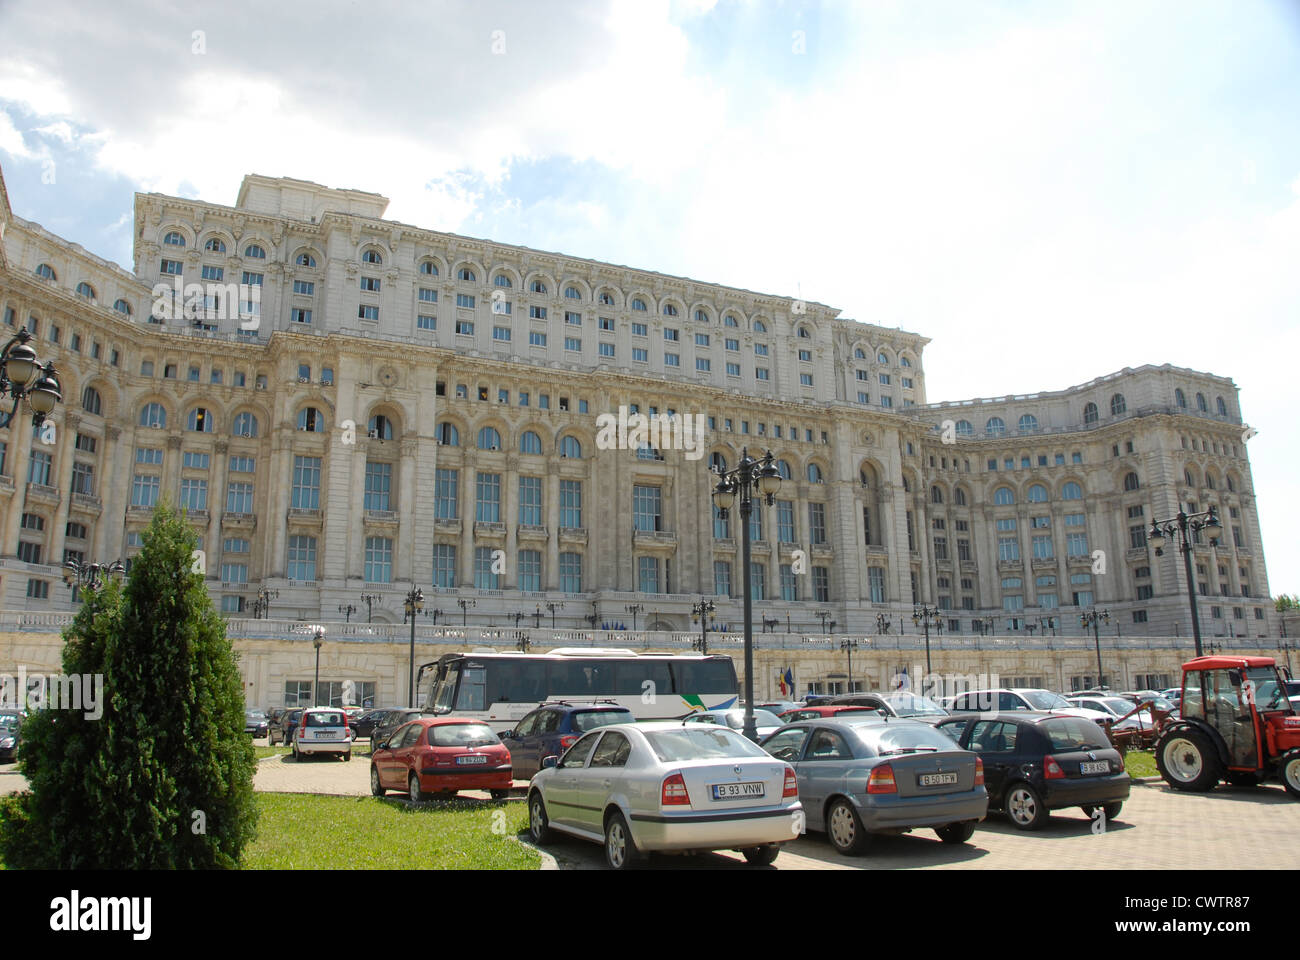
[661,773,691,806]
[559,735,579,750]
[974,756,984,787]
[1043,755,1065,779]
[866,763,897,794]
[783,766,798,798]
[1115,754,1124,773]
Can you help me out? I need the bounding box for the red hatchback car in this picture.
[779,705,878,723]
[370,718,513,802]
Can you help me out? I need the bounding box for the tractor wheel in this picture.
[1156,728,1221,792]
[1281,750,1300,800]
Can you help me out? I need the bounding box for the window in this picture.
[1123,471,1140,491]
[364,461,392,511]
[287,535,317,581]
[1176,388,1187,408]
[1084,402,1099,425]
[139,402,166,428]
[291,308,313,324]
[297,408,325,432]
[663,304,678,316]
[809,502,826,544]
[457,294,476,310]
[181,451,209,470]
[225,482,253,513]
[178,477,207,511]
[296,252,317,268]
[637,556,660,593]
[186,407,214,433]
[436,422,459,446]
[431,544,457,588]
[565,337,582,352]
[492,272,511,287]
[163,231,186,247]
[365,537,393,583]
[696,357,710,371]
[528,278,546,294]
[559,436,582,459]
[132,473,161,507]
[559,480,582,528]
[358,304,379,321]
[869,567,885,603]
[1027,484,1047,502]
[292,456,322,509]
[1110,393,1127,416]
[475,472,502,523]
[1018,414,1038,433]
[601,343,616,358]
[1062,482,1083,500]
[434,468,459,519]
[518,476,543,526]
[633,485,662,532]
[631,298,647,312]
[520,431,542,455]
[994,487,1015,506]
[360,276,380,293]
[518,549,542,592]
[986,417,1005,437]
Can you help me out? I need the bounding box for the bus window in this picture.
[547,660,594,698]
[613,660,672,696]
[674,659,739,696]
[489,658,546,704]
[456,665,487,711]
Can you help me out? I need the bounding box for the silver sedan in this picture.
[527,721,803,869]
[761,716,987,856]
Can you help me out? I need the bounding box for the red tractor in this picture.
[1156,655,1300,797]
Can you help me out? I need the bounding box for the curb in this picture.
[512,835,559,870]
[1130,776,1163,785]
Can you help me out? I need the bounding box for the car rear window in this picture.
[431,723,500,747]
[305,711,345,727]
[572,709,634,732]
[645,727,769,761]
[1039,717,1110,752]
[860,724,961,756]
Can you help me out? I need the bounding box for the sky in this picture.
[1,0,1297,595]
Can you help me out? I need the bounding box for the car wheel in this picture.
[935,821,976,844]
[1081,801,1124,822]
[292,743,300,761]
[408,774,425,803]
[490,789,509,801]
[1156,728,1221,792]
[370,765,385,796]
[741,844,780,866]
[1281,749,1300,800]
[1004,783,1047,830]
[528,792,552,844]
[343,751,351,762]
[603,811,639,870]
[826,798,870,856]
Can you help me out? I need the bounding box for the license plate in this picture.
[314,731,339,739]
[920,772,958,786]
[711,782,765,800]
[457,755,488,765]
[1080,761,1110,775]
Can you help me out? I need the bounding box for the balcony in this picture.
[473,521,507,539]
[365,508,399,526]
[713,537,736,552]
[810,542,833,559]
[286,508,322,527]
[127,504,154,518]
[222,512,257,528]
[25,483,59,506]
[184,509,210,524]
[71,493,102,512]
[434,518,462,534]
[0,476,13,495]
[559,527,588,544]
[1031,556,1057,571]
[633,529,677,548]
[516,524,548,542]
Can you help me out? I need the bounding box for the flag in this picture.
[783,668,794,696]
[777,670,787,696]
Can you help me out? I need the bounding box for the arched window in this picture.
[1196,393,1207,412]
[954,487,967,506]
[163,231,186,247]
[436,422,459,446]
[35,263,56,281]
[296,252,316,268]
[1205,472,1216,490]
[421,261,440,276]
[1018,414,1038,434]
[369,415,394,441]
[807,463,824,484]
[113,298,133,315]
[854,348,866,359]
[297,407,325,432]
[244,244,266,259]
[1184,468,1194,486]
[1027,484,1048,502]
[187,407,214,433]
[797,326,811,339]
[877,352,889,364]
[1216,396,1227,416]
[663,304,678,316]
[994,487,1015,506]
[76,282,96,300]
[520,431,542,454]
[565,286,582,300]
[232,412,258,438]
[710,452,728,473]
[559,436,582,459]
[1227,475,1236,493]
[1175,388,1187,408]
[631,298,647,312]
[459,267,477,282]
[1062,482,1083,500]
[724,314,738,327]
[753,320,766,333]
[81,386,102,416]
[139,402,166,428]
[204,237,226,253]
[599,292,614,306]
[694,309,708,323]
[900,357,912,367]
[1083,402,1099,425]
[986,417,1006,437]
[1123,472,1139,491]
[902,476,911,493]
[529,279,547,294]
[362,249,383,265]
[930,485,943,504]
[1110,393,1127,416]
[477,426,502,450]
[955,420,973,436]
[776,459,792,480]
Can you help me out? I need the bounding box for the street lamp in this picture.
[840,637,860,693]
[875,613,892,635]
[458,597,476,625]
[712,446,782,741]
[1278,638,1293,678]
[546,601,564,628]
[337,603,356,623]
[816,610,832,633]
[517,633,532,653]
[584,600,600,629]
[422,607,443,625]
[691,597,716,654]
[252,586,279,620]
[1038,615,1057,637]
[313,628,324,706]
[1149,505,1222,658]
[0,328,62,430]
[404,587,424,707]
[1080,608,1110,688]
[63,558,124,599]
[360,592,380,624]
[624,603,644,631]
[913,603,941,675]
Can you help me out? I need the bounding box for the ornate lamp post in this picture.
[1148,505,1222,658]
[63,558,124,599]
[691,597,716,654]
[584,600,599,629]
[816,610,832,633]
[1080,608,1111,688]
[1038,615,1057,637]
[313,627,324,705]
[0,328,62,430]
[517,633,532,653]
[422,607,443,624]
[624,603,644,631]
[404,587,424,707]
[712,447,782,741]
[457,597,476,625]
[337,602,356,623]
[546,601,564,628]
[913,603,942,675]
[875,613,891,635]
[840,637,860,693]
[360,592,380,624]
[251,586,279,620]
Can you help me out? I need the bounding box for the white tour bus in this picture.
[416,647,739,731]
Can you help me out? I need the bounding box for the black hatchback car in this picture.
[0,712,22,763]
[370,709,424,754]
[269,708,305,746]
[934,711,1130,830]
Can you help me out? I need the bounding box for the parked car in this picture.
[293,707,352,761]
[933,711,1130,830]
[371,717,513,801]
[756,701,803,716]
[683,708,784,739]
[527,722,802,869]
[1065,695,1153,735]
[352,708,390,740]
[945,688,1112,724]
[244,709,269,738]
[0,715,21,763]
[826,691,949,719]
[500,702,635,780]
[760,715,986,855]
[779,705,877,722]
[370,709,425,755]
[269,708,305,746]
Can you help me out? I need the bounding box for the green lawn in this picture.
[254,744,291,760]
[243,793,541,870]
[1124,750,1158,779]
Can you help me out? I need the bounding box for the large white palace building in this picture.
[0,164,1282,704]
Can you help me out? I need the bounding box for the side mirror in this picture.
[542,755,559,769]
[500,730,515,739]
